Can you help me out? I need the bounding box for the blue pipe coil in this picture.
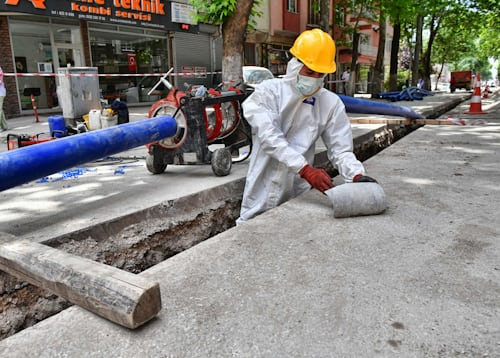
[339,94,424,119]
[0,115,177,192]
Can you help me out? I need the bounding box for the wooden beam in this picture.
[349,118,456,125]
[0,237,161,329]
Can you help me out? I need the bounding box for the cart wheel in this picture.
[151,103,188,150]
[211,148,232,177]
[146,152,167,174]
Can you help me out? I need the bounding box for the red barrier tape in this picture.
[3,71,222,77]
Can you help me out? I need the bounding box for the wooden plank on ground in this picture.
[0,237,161,329]
[349,118,456,125]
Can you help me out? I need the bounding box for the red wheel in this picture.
[205,104,223,142]
[218,101,240,139]
[150,102,188,149]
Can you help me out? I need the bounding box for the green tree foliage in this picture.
[189,0,261,86]
[334,0,378,96]
[477,12,500,60]
[384,0,499,89]
[189,0,262,29]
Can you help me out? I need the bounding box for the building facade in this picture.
[245,0,391,93]
[1,0,390,119]
[0,0,222,118]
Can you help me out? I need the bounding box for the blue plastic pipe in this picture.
[339,94,424,119]
[0,116,177,192]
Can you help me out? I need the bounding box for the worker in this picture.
[0,66,8,132]
[236,29,376,225]
[341,67,350,94]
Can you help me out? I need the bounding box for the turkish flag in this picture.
[128,54,137,73]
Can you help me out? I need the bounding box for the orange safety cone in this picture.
[482,85,489,99]
[465,73,487,114]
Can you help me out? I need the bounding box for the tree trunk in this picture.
[371,10,386,98]
[435,62,445,91]
[348,0,367,97]
[319,0,332,89]
[319,0,330,31]
[389,22,401,91]
[349,32,360,96]
[412,15,423,87]
[422,13,443,91]
[221,0,254,89]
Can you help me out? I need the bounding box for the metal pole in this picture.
[31,94,40,123]
[0,115,177,192]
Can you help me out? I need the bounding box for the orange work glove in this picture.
[299,164,333,193]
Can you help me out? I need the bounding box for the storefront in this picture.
[88,22,171,104]
[0,0,222,118]
[265,32,296,77]
[267,45,289,76]
[244,30,292,77]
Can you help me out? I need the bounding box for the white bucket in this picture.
[89,109,102,130]
[101,115,118,128]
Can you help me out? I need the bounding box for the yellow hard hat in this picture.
[290,29,337,74]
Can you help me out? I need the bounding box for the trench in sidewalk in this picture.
[0,121,425,340]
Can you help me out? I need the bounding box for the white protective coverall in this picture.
[236,58,366,225]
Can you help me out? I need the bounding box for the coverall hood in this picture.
[284,57,303,80]
[285,57,324,97]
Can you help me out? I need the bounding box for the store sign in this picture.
[0,0,199,32]
[171,2,196,25]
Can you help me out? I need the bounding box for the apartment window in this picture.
[362,7,376,20]
[287,0,297,13]
[359,33,370,53]
[308,0,320,26]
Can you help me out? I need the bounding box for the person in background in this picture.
[341,67,350,94]
[0,66,8,132]
[236,29,376,225]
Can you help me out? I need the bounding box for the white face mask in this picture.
[295,74,325,96]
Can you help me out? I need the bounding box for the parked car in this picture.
[242,66,274,93]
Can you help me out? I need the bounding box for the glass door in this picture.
[54,47,83,69]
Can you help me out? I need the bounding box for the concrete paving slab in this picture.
[0,90,498,357]
[0,102,388,241]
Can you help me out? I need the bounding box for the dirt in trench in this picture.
[0,196,242,341]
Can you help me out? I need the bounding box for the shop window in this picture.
[359,33,371,54]
[10,19,60,109]
[268,47,289,76]
[89,29,169,103]
[53,26,82,45]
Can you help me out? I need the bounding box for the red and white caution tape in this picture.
[3,71,221,78]
[447,117,488,126]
